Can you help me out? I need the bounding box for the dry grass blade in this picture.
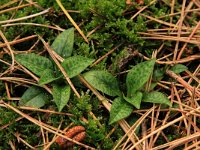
[55,0,89,44]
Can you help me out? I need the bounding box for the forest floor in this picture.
[0,0,200,149]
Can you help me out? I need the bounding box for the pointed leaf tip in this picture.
[51,28,74,58]
[142,91,171,106]
[61,56,94,78]
[126,59,156,96]
[84,70,121,96]
[53,84,71,112]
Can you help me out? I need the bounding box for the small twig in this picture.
[43,121,65,150]
[173,85,188,128]
[39,116,46,148]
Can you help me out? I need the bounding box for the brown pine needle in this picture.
[0,30,15,71]
[177,21,200,60]
[90,43,123,67]
[2,23,65,31]
[173,0,186,61]
[129,106,200,150]
[0,35,37,48]
[0,3,35,15]
[14,132,35,149]
[166,70,200,98]
[0,0,19,9]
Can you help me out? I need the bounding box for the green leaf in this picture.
[170,64,188,74]
[61,56,94,78]
[38,69,62,85]
[109,97,133,124]
[126,59,156,96]
[84,70,121,96]
[51,28,74,58]
[20,86,51,108]
[53,84,71,112]
[15,53,53,76]
[149,82,157,91]
[153,68,165,81]
[142,91,171,106]
[123,92,142,109]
